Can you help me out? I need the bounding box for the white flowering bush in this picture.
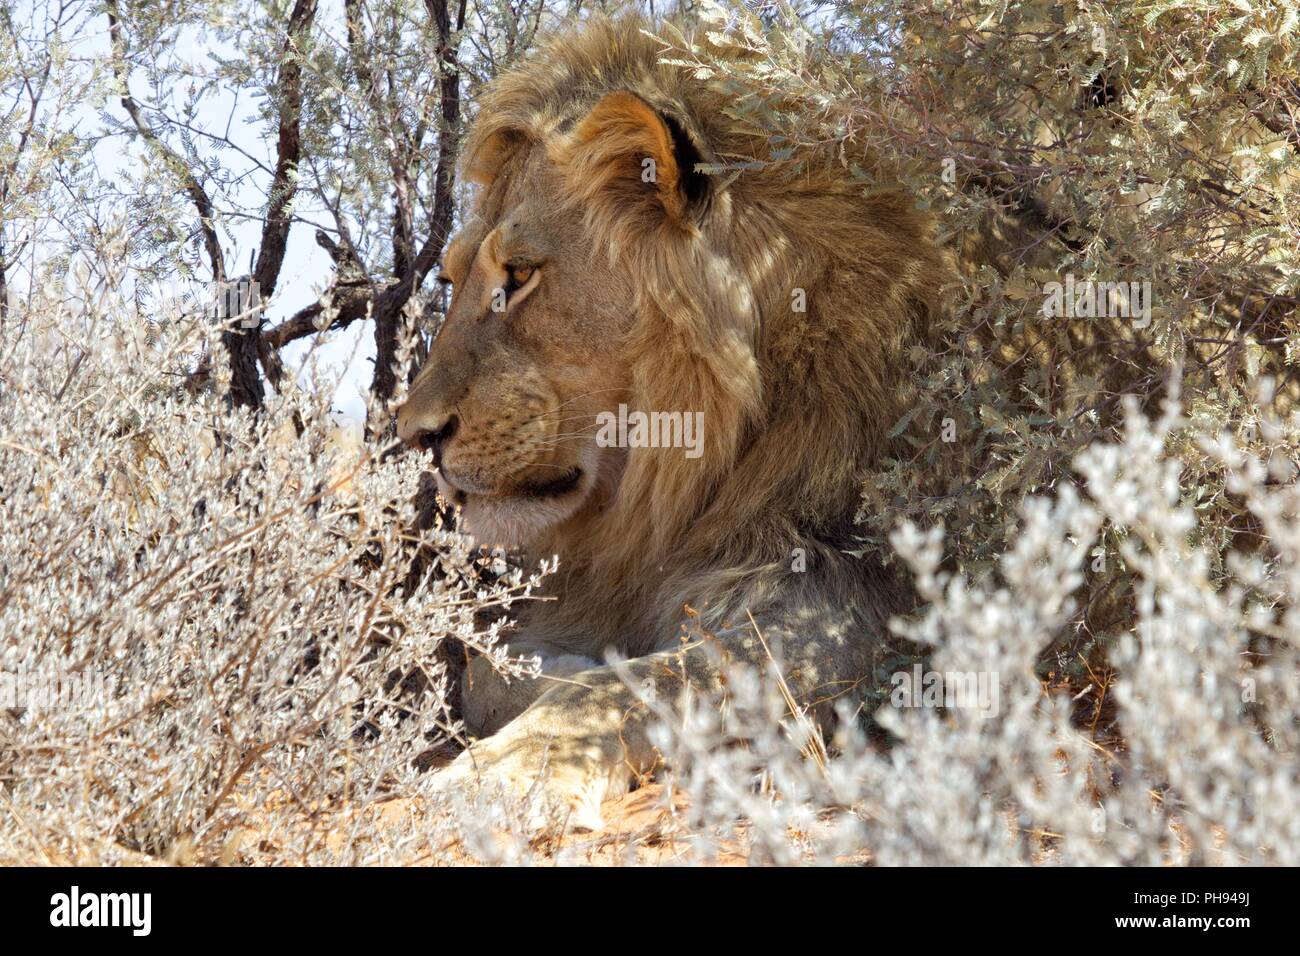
[0,285,550,865]
[638,388,1300,866]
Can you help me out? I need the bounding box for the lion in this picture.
[395,14,949,829]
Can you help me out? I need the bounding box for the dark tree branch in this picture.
[314,227,367,276]
[253,0,317,303]
[1253,80,1300,157]
[263,280,375,351]
[301,0,466,424]
[250,0,318,391]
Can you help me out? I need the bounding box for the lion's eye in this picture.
[501,262,538,301]
[436,272,452,286]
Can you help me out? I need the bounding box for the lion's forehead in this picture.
[452,161,574,274]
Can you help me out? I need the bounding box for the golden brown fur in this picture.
[396,14,950,827]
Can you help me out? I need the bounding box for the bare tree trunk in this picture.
[220,325,265,410]
[252,0,317,394]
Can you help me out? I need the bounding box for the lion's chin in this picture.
[436,466,593,550]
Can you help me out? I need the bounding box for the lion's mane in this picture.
[460,16,948,654]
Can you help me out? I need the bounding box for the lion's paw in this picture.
[428,731,610,834]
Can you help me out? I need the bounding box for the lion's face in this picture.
[396,83,722,549]
[396,149,638,547]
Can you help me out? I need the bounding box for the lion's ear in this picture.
[555,91,709,228]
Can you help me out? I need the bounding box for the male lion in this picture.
[396,15,947,828]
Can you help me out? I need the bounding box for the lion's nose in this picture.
[400,414,459,465]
